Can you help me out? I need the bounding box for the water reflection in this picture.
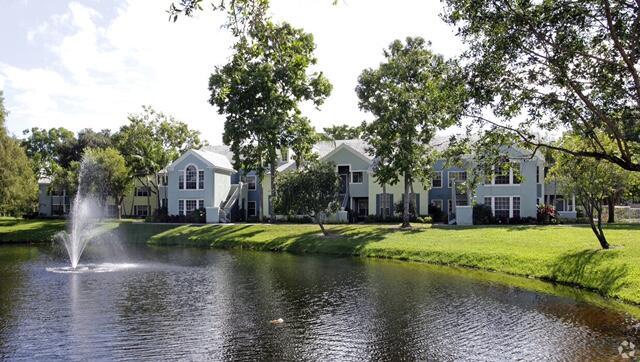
[0,244,637,361]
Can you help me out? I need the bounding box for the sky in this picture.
[0,0,463,145]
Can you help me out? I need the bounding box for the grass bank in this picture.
[148,223,640,305]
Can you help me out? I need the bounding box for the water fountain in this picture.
[56,193,101,269]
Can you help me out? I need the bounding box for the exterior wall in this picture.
[322,146,370,198]
[213,170,232,207]
[428,160,467,215]
[115,178,160,217]
[236,170,262,220]
[167,154,215,215]
[38,183,53,216]
[474,158,542,218]
[368,175,429,216]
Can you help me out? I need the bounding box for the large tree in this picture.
[0,92,38,216]
[78,148,131,216]
[548,134,637,249]
[274,160,340,236]
[209,21,332,220]
[356,37,465,228]
[441,0,640,172]
[113,106,203,211]
[320,124,364,141]
[21,127,75,179]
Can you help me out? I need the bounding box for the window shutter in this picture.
[376,194,380,216]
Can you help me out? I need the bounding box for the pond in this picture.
[0,242,638,361]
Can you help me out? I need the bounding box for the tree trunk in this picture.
[584,199,609,249]
[402,171,411,228]
[270,161,276,224]
[316,214,328,236]
[607,196,615,223]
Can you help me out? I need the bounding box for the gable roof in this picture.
[167,149,235,172]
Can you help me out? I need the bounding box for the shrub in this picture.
[537,204,557,224]
[417,215,432,224]
[473,204,494,225]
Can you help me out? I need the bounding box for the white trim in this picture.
[180,163,205,191]
[448,170,467,188]
[484,195,521,218]
[484,161,522,186]
[246,175,257,191]
[432,171,443,188]
[321,143,372,164]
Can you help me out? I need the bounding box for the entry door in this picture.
[357,199,368,216]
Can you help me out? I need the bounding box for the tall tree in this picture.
[320,124,363,141]
[113,106,203,210]
[441,0,640,172]
[169,0,269,36]
[356,37,465,228]
[21,127,75,179]
[274,160,340,236]
[209,21,332,220]
[0,92,38,216]
[548,134,636,249]
[79,148,131,216]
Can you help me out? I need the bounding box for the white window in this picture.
[178,174,184,190]
[133,205,149,217]
[186,165,197,189]
[136,187,150,197]
[432,171,443,188]
[488,162,522,185]
[247,201,256,216]
[379,193,392,215]
[178,200,185,215]
[448,171,467,188]
[513,197,521,218]
[198,170,204,189]
[198,200,204,210]
[186,200,197,214]
[494,197,510,219]
[431,199,443,210]
[351,171,363,184]
[247,175,257,191]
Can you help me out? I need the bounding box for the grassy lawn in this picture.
[149,223,640,305]
[2,217,640,306]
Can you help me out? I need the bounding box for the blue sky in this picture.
[0,0,462,144]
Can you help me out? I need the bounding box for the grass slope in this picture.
[148,223,640,305]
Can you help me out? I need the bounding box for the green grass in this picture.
[0,218,66,243]
[148,223,640,305]
[3,217,640,307]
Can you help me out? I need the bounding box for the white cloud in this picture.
[3,0,462,143]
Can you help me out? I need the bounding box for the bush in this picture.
[472,204,494,225]
[417,215,432,224]
[148,207,206,223]
[537,204,557,224]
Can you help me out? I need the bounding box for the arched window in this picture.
[185,165,197,189]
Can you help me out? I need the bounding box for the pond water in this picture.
[0,242,638,361]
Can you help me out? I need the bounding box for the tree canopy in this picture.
[548,134,638,249]
[441,0,640,172]
[357,37,466,227]
[78,148,131,212]
[0,91,38,216]
[113,106,203,209]
[320,124,363,141]
[274,160,340,235]
[209,20,332,217]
